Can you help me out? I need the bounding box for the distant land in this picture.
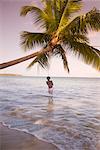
[0,74,22,76]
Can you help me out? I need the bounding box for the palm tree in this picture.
[0,0,100,72]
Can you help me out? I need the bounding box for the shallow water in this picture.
[0,76,100,150]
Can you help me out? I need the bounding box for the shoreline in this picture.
[0,122,58,150]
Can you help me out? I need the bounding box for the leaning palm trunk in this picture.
[0,45,55,69]
[0,52,39,69]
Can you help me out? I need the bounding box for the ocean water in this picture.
[0,76,100,150]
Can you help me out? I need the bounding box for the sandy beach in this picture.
[0,123,58,150]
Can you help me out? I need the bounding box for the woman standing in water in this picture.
[46,76,53,95]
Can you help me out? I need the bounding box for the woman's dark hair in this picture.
[47,76,50,80]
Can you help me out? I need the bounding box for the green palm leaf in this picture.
[60,7,100,35]
[43,0,58,32]
[27,53,49,69]
[57,0,82,31]
[20,5,48,28]
[62,32,89,45]
[20,31,51,50]
[53,44,70,72]
[20,4,57,32]
[68,40,100,70]
[85,8,100,31]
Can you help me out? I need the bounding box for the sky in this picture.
[0,0,100,77]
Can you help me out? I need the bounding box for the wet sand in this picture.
[0,123,58,150]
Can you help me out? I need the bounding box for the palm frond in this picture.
[57,0,82,31]
[52,0,68,27]
[85,7,100,31]
[27,53,49,69]
[20,5,50,28]
[21,4,58,32]
[20,31,51,50]
[53,44,70,72]
[67,0,82,14]
[20,5,44,24]
[67,40,100,71]
[62,33,89,45]
[43,0,61,32]
[60,7,100,35]
[57,0,69,29]
[43,0,54,18]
